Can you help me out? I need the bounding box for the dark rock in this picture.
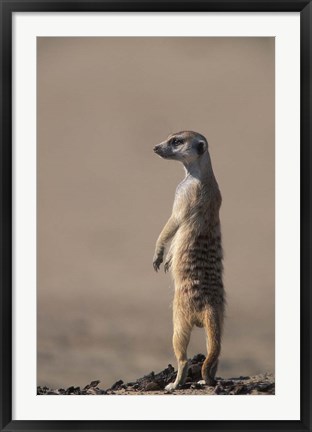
[83,380,101,390]
[219,380,234,386]
[214,383,225,394]
[65,386,75,395]
[110,380,124,391]
[187,364,202,380]
[145,382,161,391]
[191,382,204,389]
[231,384,248,395]
[134,363,176,390]
[191,353,206,363]
[179,383,192,389]
[256,383,275,392]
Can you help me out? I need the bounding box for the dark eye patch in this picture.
[170,137,183,147]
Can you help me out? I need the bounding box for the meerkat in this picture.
[153,131,225,391]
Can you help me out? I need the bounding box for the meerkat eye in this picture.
[171,138,183,147]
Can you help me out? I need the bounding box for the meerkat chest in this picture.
[173,178,203,221]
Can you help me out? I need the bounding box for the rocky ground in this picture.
[37,354,275,396]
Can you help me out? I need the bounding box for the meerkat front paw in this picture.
[164,257,172,273]
[153,254,163,272]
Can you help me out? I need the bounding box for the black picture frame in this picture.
[1,1,311,431]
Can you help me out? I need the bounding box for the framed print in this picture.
[0,1,311,431]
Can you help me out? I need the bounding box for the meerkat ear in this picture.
[196,140,206,155]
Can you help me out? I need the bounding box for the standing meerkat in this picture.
[153,131,225,391]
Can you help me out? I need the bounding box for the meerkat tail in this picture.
[201,306,222,386]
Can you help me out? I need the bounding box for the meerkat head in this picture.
[153,131,208,164]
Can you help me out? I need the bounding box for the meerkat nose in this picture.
[153,145,160,152]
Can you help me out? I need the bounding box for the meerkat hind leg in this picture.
[165,318,192,391]
[198,361,218,386]
[200,308,221,387]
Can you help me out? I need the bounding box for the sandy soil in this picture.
[37,354,274,396]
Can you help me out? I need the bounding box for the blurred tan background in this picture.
[37,37,275,389]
